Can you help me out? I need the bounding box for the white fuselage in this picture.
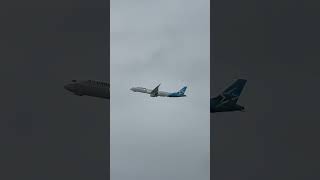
[130,87,170,97]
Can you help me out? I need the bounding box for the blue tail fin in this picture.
[221,79,247,103]
[178,86,187,95]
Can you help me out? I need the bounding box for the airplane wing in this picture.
[150,84,161,97]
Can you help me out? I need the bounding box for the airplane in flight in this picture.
[130,84,187,97]
[64,80,110,99]
[211,79,247,113]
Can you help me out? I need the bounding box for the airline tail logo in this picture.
[222,79,246,97]
[178,86,187,95]
[221,79,247,104]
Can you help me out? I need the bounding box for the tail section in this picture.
[167,86,187,97]
[211,79,247,113]
[178,86,187,95]
[150,84,161,97]
[221,79,247,103]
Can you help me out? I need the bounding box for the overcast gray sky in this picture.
[111,0,209,179]
[0,1,109,179]
[212,0,320,179]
